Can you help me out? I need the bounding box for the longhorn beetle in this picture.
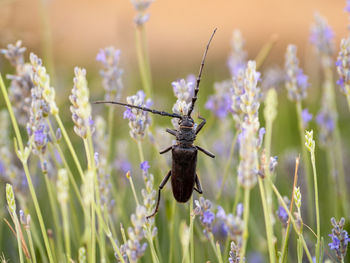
[95,28,217,218]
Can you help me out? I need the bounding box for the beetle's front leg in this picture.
[195,116,206,134]
[147,170,171,219]
[159,146,172,154]
[166,128,177,136]
[196,145,215,158]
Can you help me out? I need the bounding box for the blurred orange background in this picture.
[0,0,348,80]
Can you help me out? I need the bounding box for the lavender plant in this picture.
[2,2,350,263]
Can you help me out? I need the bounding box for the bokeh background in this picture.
[1,0,350,262]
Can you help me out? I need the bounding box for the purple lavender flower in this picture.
[203,210,215,224]
[336,37,350,95]
[96,47,124,101]
[346,0,350,13]
[269,156,278,173]
[205,80,233,119]
[284,45,309,102]
[310,12,334,58]
[277,205,288,228]
[227,30,247,77]
[123,107,136,120]
[316,109,335,146]
[328,217,350,261]
[140,161,150,173]
[301,108,313,127]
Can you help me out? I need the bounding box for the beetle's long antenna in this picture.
[187,28,217,117]
[94,100,182,118]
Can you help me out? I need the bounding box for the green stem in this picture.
[268,178,313,263]
[136,25,153,98]
[257,177,276,263]
[42,169,63,257]
[190,198,194,263]
[296,101,314,224]
[208,233,223,263]
[323,66,348,218]
[346,93,350,113]
[55,115,85,181]
[46,120,85,208]
[0,74,54,263]
[61,202,71,260]
[216,132,238,200]
[107,106,115,165]
[240,188,251,259]
[310,152,320,263]
[26,227,37,263]
[13,213,24,263]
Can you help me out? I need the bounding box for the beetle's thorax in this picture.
[176,116,196,147]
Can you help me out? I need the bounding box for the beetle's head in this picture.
[179,116,194,130]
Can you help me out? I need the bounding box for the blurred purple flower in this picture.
[96,49,107,64]
[236,203,243,217]
[316,111,334,132]
[346,0,350,13]
[310,12,334,56]
[203,210,215,225]
[301,108,313,127]
[140,161,150,173]
[277,206,288,227]
[123,107,135,120]
[328,217,350,261]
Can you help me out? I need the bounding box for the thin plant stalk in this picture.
[240,188,251,259]
[216,132,238,200]
[42,168,63,257]
[257,177,276,263]
[55,115,85,181]
[296,101,313,223]
[208,233,223,263]
[309,147,321,263]
[12,213,24,263]
[136,25,153,98]
[107,106,115,164]
[47,120,84,207]
[0,74,55,263]
[268,177,313,263]
[281,157,300,263]
[323,62,348,218]
[189,198,194,263]
[136,141,160,263]
[25,226,37,263]
[60,202,71,260]
[168,200,177,263]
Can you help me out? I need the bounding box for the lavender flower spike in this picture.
[124,90,151,141]
[336,37,350,96]
[310,12,334,65]
[227,30,247,77]
[130,0,154,25]
[69,67,94,139]
[205,80,233,119]
[328,217,350,261]
[96,47,124,101]
[284,45,309,102]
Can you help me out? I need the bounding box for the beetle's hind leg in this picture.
[194,174,203,194]
[196,145,215,158]
[147,170,171,219]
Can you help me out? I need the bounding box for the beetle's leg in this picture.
[196,145,215,158]
[166,128,177,136]
[159,146,172,154]
[195,116,206,134]
[147,170,171,219]
[194,174,203,194]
